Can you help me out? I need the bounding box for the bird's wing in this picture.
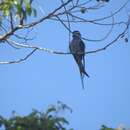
[69,40,74,52]
[79,40,85,52]
[79,40,86,70]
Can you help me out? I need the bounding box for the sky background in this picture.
[0,0,130,130]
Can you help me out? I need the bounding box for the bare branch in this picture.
[76,0,80,6]
[9,12,14,30]
[22,0,72,29]
[60,0,71,43]
[91,0,130,22]
[0,0,72,41]
[0,0,130,65]
[87,17,130,54]
[0,48,37,64]
[50,17,126,26]
[5,18,130,56]
[67,12,115,42]
[56,0,129,22]
[56,16,72,33]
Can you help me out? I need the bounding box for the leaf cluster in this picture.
[0,102,73,130]
[0,0,36,21]
[100,125,115,130]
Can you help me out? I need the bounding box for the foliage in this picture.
[100,125,115,130]
[0,102,73,130]
[100,125,129,130]
[0,0,36,24]
[0,0,129,64]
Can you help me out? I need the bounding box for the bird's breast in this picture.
[70,39,82,52]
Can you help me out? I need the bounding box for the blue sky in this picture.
[0,0,130,130]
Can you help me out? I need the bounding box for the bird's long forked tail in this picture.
[84,70,90,78]
[74,55,90,89]
[80,72,85,89]
[79,58,90,89]
[83,56,90,78]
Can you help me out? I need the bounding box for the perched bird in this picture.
[69,31,89,89]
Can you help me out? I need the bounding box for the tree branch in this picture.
[0,48,37,64]
[0,0,129,65]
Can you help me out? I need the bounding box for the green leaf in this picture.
[17,126,22,130]
[0,103,72,130]
[14,0,18,5]
[26,4,32,16]
[45,106,57,116]
[3,9,10,16]
[24,0,32,16]
[32,8,37,17]
[55,117,69,125]
[16,3,22,15]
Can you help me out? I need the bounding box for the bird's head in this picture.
[72,31,81,38]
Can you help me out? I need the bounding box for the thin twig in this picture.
[61,0,71,43]
[0,48,37,64]
[0,0,130,65]
[56,16,72,33]
[0,0,72,41]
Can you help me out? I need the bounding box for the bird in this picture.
[69,31,89,89]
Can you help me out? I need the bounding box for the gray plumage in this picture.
[69,31,89,89]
